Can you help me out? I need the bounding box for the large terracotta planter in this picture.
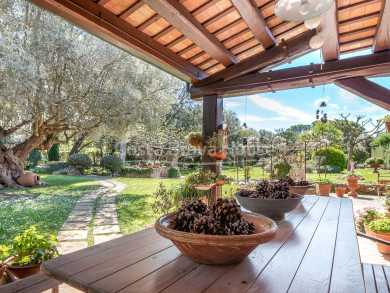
[155,211,277,265]
[335,187,346,197]
[16,173,41,187]
[288,185,313,195]
[6,263,41,279]
[372,231,390,254]
[371,164,381,173]
[316,183,332,196]
[364,224,375,237]
[209,151,227,160]
[216,180,224,186]
[347,176,359,197]
[386,121,390,133]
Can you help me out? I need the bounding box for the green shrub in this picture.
[67,154,92,172]
[120,167,154,176]
[83,169,93,175]
[365,157,385,165]
[48,143,60,161]
[353,146,370,164]
[101,155,123,176]
[319,165,341,174]
[31,166,51,174]
[172,182,203,204]
[168,167,181,178]
[186,170,216,186]
[371,133,390,148]
[369,218,390,234]
[27,149,42,169]
[317,147,347,171]
[274,161,292,179]
[98,170,111,176]
[49,162,67,173]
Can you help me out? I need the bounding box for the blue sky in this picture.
[223,49,390,132]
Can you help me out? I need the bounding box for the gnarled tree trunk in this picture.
[0,148,28,188]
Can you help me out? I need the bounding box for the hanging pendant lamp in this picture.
[275,0,334,22]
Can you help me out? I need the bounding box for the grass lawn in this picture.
[0,175,101,245]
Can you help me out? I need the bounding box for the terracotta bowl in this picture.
[288,185,313,195]
[235,193,304,220]
[155,211,277,265]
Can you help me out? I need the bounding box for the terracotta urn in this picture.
[209,151,227,160]
[335,187,346,197]
[316,183,332,196]
[16,173,41,187]
[346,176,359,197]
[386,121,390,133]
[371,164,381,173]
[372,231,390,254]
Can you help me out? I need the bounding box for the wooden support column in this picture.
[203,95,223,204]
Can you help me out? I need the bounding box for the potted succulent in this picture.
[355,207,383,236]
[380,115,390,133]
[185,169,216,190]
[206,132,227,160]
[188,132,203,148]
[365,157,385,173]
[215,174,233,186]
[369,218,390,254]
[5,226,59,279]
[315,178,333,196]
[0,245,10,277]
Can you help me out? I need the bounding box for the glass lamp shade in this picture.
[304,16,321,29]
[275,0,334,21]
[309,34,324,49]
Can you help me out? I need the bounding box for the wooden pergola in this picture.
[30,0,390,202]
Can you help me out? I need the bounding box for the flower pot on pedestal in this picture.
[346,176,359,197]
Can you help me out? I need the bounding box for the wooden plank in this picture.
[137,13,161,31]
[192,0,221,17]
[373,264,389,292]
[329,199,365,293]
[319,1,339,61]
[339,11,380,27]
[119,256,200,293]
[340,45,372,55]
[339,25,377,38]
[363,263,377,293]
[195,30,315,86]
[221,28,251,45]
[339,0,382,13]
[119,1,144,19]
[177,43,198,55]
[246,197,330,292]
[202,6,236,28]
[382,265,390,291]
[0,273,61,293]
[341,37,374,46]
[373,0,390,52]
[203,196,320,292]
[153,25,175,40]
[230,0,276,49]
[88,246,182,293]
[29,0,206,82]
[334,77,390,111]
[143,0,237,67]
[190,50,390,99]
[287,197,342,293]
[213,19,245,37]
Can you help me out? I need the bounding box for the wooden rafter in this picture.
[231,0,276,49]
[143,0,237,67]
[373,0,390,52]
[29,0,206,82]
[319,1,339,61]
[341,37,374,47]
[341,45,372,55]
[191,50,390,98]
[339,12,380,27]
[118,1,143,19]
[195,30,316,87]
[339,0,383,13]
[335,77,390,111]
[339,25,377,38]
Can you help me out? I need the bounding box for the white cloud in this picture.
[238,114,287,122]
[249,95,313,123]
[314,95,331,107]
[224,101,242,108]
[338,88,359,103]
[329,103,340,109]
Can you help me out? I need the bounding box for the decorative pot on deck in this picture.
[288,185,313,195]
[155,211,277,265]
[364,224,375,237]
[5,256,41,279]
[209,151,227,160]
[315,183,332,196]
[372,231,390,254]
[335,187,346,197]
[16,173,41,187]
[347,176,359,197]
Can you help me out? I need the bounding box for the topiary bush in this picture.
[317,147,347,171]
[168,167,181,178]
[101,155,123,176]
[365,157,385,165]
[49,162,68,173]
[67,154,92,173]
[48,143,60,161]
[273,161,292,179]
[27,149,42,169]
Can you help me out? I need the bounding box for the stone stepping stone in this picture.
[96,208,116,213]
[94,234,122,245]
[93,225,121,234]
[57,230,88,241]
[95,212,117,219]
[62,222,90,230]
[69,210,91,217]
[56,241,88,255]
[67,215,92,222]
[97,203,116,208]
[94,218,118,226]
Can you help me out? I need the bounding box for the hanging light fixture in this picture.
[275,0,334,22]
[304,16,321,29]
[309,34,324,49]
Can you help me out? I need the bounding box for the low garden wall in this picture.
[306,183,387,196]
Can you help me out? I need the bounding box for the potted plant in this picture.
[0,245,10,277]
[146,161,153,169]
[354,207,383,236]
[206,132,227,160]
[185,170,216,190]
[334,183,346,197]
[380,115,390,133]
[5,226,59,279]
[365,157,385,173]
[346,161,359,197]
[315,178,333,196]
[215,174,233,186]
[188,132,203,148]
[369,218,390,254]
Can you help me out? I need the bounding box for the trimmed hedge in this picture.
[317,147,347,171]
[101,155,123,175]
[120,167,154,176]
[68,154,92,172]
[168,167,181,178]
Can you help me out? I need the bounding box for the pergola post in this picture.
[202,94,223,204]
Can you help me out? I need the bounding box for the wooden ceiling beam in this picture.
[29,0,206,82]
[339,25,377,38]
[191,50,390,98]
[201,6,236,28]
[319,1,339,61]
[118,1,143,19]
[373,0,390,52]
[137,13,161,31]
[341,37,374,47]
[178,43,198,56]
[143,0,237,66]
[152,25,175,40]
[338,0,383,13]
[335,77,390,111]
[339,11,380,27]
[231,0,276,49]
[195,30,316,87]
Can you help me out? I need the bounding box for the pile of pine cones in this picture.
[279,177,310,186]
[170,199,255,235]
[238,179,295,199]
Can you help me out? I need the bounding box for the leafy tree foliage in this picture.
[317,147,347,171]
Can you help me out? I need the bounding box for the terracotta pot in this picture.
[16,173,41,187]
[6,263,41,279]
[364,224,375,237]
[195,184,215,191]
[372,231,390,254]
[316,183,332,196]
[189,138,202,148]
[209,151,227,160]
[335,187,346,197]
[155,211,277,265]
[199,146,205,152]
[146,165,153,169]
[347,176,359,197]
[386,121,390,133]
[216,180,224,186]
[288,185,313,195]
[371,164,381,173]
